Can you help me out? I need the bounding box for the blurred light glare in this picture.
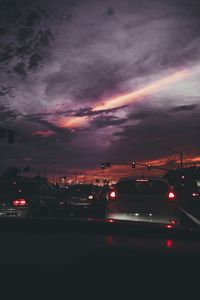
[166,240,173,248]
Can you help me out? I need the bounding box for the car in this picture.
[106,176,180,225]
[0,177,67,218]
[184,179,200,219]
[62,184,107,217]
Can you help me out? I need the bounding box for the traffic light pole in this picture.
[132,163,169,171]
[101,161,169,171]
[159,147,183,169]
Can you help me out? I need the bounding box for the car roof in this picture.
[117,176,169,184]
[68,184,98,188]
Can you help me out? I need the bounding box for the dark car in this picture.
[62,184,107,217]
[0,177,66,218]
[187,179,200,219]
[106,176,180,225]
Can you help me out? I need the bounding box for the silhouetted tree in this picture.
[1,167,21,179]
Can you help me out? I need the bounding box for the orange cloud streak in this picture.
[59,69,191,128]
[60,116,88,128]
[93,69,190,111]
[33,130,55,137]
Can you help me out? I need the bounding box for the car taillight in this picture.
[12,198,27,207]
[170,219,177,225]
[109,191,116,200]
[168,192,175,200]
[192,193,199,197]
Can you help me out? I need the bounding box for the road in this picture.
[179,205,200,227]
[104,203,200,228]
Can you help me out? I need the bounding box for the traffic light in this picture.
[147,164,151,170]
[132,161,136,168]
[101,162,106,169]
[7,129,15,144]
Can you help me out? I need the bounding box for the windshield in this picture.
[0,0,200,229]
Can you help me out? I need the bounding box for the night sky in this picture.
[1,0,200,179]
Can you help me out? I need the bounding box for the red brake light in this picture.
[109,191,116,200]
[166,240,173,248]
[107,219,115,223]
[168,192,175,200]
[170,219,177,225]
[12,198,27,207]
[166,224,173,229]
[192,193,199,197]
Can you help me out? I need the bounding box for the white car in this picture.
[106,176,180,225]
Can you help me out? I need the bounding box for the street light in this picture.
[43,161,60,178]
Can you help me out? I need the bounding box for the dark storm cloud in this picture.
[170,104,199,113]
[25,115,73,139]
[41,0,200,108]
[0,45,13,65]
[127,111,151,120]
[0,85,15,97]
[111,105,200,162]
[91,115,127,128]
[45,60,125,104]
[17,27,35,42]
[73,105,125,117]
[0,115,76,172]
[0,104,21,123]
[25,10,41,27]
[0,2,57,77]
[22,103,126,125]
[106,7,115,16]
[1,0,200,172]
[28,53,43,70]
[13,63,27,77]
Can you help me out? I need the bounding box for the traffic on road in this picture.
[1,0,200,296]
[0,170,199,228]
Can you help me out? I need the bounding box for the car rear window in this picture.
[116,180,169,195]
[67,185,98,194]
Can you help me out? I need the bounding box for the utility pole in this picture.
[180,152,183,169]
[159,147,183,169]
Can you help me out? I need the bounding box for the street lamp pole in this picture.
[159,147,183,169]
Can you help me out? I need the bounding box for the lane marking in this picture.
[179,207,200,226]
